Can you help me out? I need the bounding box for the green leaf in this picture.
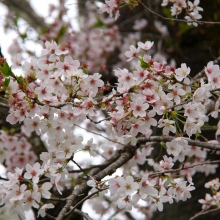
[178,22,193,35]
[162,7,172,19]
[41,27,47,35]
[20,33,27,40]
[140,59,150,68]
[3,78,10,91]
[57,26,68,38]
[82,68,88,74]
[93,17,106,28]
[17,76,24,86]
[0,61,12,77]
[100,103,106,109]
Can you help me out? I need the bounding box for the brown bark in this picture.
[1,0,48,30]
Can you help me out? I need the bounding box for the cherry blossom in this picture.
[35,182,53,199]
[174,63,190,81]
[23,190,39,211]
[152,187,169,211]
[24,162,44,183]
[205,178,220,191]
[158,119,176,135]
[198,193,213,210]
[130,98,149,117]
[117,176,139,195]
[138,41,154,51]
[38,203,55,217]
[139,174,158,198]
[159,155,174,171]
[117,195,133,210]
[166,138,188,158]
[8,184,27,202]
[0,3,219,218]
[133,18,148,30]
[167,83,186,104]
[35,85,54,101]
[41,40,68,56]
[125,45,140,61]
[11,53,22,69]
[85,138,98,157]
[82,73,104,96]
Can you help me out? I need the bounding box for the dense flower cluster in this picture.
[0,38,220,218]
[199,178,220,210]
[0,131,37,171]
[100,0,203,26]
[161,0,203,26]
[0,1,219,220]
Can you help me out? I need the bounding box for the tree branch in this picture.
[140,2,220,25]
[0,102,9,109]
[149,160,220,178]
[56,145,136,220]
[74,209,93,220]
[75,124,125,146]
[1,0,48,30]
[189,207,220,220]
[66,188,108,217]
[138,136,220,151]
[192,56,220,81]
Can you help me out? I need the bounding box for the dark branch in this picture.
[1,0,48,30]
[140,2,220,25]
[138,136,220,151]
[56,145,136,220]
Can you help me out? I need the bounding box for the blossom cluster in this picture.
[1,38,220,218]
[107,174,195,212]
[199,178,220,210]
[0,131,37,171]
[0,162,54,218]
[0,40,105,218]
[6,2,128,74]
[0,0,219,219]
[103,43,220,145]
[0,26,220,218]
[100,0,203,26]
[161,0,203,26]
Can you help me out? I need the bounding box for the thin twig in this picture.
[189,207,220,220]
[68,163,114,173]
[192,69,205,81]
[65,188,107,217]
[74,124,125,146]
[50,102,77,108]
[74,209,93,220]
[72,160,90,179]
[0,102,9,109]
[45,197,65,202]
[166,100,190,110]
[0,176,8,181]
[140,2,220,25]
[149,160,220,178]
[1,0,48,30]
[45,213,56,220]
[56,146,135,220]
[138,136,220,151]
[87,116,110,124]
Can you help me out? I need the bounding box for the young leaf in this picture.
[17,76,24,86]
[57,26,68,38]
[3,77,10,91]
[140,59,150,68]
[0,61,13,77]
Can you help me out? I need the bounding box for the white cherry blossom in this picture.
[24,162,44,183]
[158,119,176,135]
